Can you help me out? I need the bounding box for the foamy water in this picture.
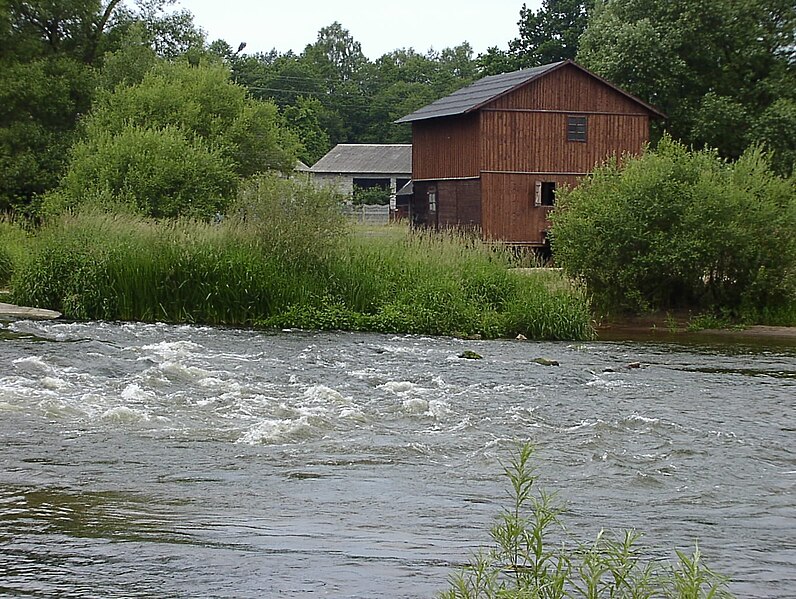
[1,320,794,597]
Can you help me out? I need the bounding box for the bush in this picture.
[42,61,300,219]
[550,136,796,316]
[352,185,390,205]
[228,173,348,266]
[0,219,30,288]
[44,125,237,219]
[442,443,734,599]
[0,246,12,288]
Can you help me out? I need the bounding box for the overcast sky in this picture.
[174,0,539,59]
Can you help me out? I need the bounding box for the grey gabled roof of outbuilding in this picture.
[309,144,412,174]
[395,59,665,123]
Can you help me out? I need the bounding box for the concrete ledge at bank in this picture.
[0,302,62,321]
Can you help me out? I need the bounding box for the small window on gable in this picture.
[567,115,587,142]
[535,181,556,207]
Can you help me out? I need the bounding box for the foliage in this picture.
[11,208,593,340]
[44,125,236,219]
[0,217,33,287]
[228,173,347,267]
[352,185,390,206]
[43,61,299,219]
[281,96,332,165]
[441,443,733,599]
[578,0,796,172]
[550,136,796,316]
[480,0,593,75]
[0,0,207,214]
[0,56,96,213]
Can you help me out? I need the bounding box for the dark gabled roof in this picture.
[396,62,563,123]
[309,144,412,174]
[395,59,665,123]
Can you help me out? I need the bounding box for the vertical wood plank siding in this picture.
[412,113,480,180]
[486,65,644,113]
[478,64,650,244]
[480,111,648,173]
[481,174,581,242]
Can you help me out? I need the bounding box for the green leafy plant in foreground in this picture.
[441,444,733,599]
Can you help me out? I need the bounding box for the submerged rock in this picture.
[533,357,559,366]
[625,362,642,369]
[459,350,483,360]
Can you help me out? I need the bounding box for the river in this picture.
[1,320,794,598]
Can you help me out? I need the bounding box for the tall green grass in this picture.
[10,177,594,339]
[0,218,31,289]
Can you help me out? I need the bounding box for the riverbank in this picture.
[597,312,796,346]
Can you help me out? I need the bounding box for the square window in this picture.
[567,116,587,142]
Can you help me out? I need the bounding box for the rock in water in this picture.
[459,350,483,360]
[533,357,559,366]
[0,302,61,321]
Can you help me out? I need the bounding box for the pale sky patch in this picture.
[174,0,541,59]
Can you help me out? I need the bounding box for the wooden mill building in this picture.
[396,59,664,246]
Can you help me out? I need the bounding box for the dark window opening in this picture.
[567,115,587,142]
[540,182,556,206]
[352,177,390,205]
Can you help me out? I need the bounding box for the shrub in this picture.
[0,219,30,288]
[352,185,390,206]
[42,61,300,219]
[44,125,237,219]
[551,136,796,317]
[228,173,348,267]
[441,443,734,599]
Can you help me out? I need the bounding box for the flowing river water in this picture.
[0,319,794,598]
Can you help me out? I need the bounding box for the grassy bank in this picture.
[6,213,594,340]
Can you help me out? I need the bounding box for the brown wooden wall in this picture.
[411,113,479,180]
[481,173,581,244]
[480,111,649,174]
[409,61,656,244]
[486,63,645,114]
[412,179,481,229]
[437,179,481,228]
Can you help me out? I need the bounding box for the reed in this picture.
[0,218,30,288]
[11,210,594,340]
[441,443,734,599]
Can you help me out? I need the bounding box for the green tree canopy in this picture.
[0,0,207,213]
[479,0,592,75]
[44,60,300,218]
[578,0,796,173]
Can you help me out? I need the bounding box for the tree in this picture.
[0,0,206,213]
[578,0,796,172]
[303,21,367,84]
[282,97,331,165]
[477,0,592,75]
[44,61,300,218]
[511,0,591,66]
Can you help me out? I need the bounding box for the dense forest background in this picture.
[2,0,794,215]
